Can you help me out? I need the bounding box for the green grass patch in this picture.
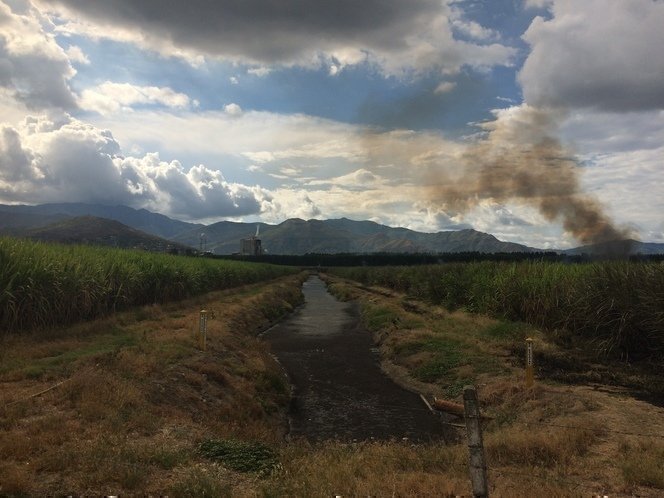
[483,321,529,341]
[393,336,463,356]
[471,355,505,375]
[147,447,190,470]
[255,371,289,397]
[2,328,137,378]
[362,305,400,332]
[200,439,278,474]
[414,348,466,382]
[443,377,474,398]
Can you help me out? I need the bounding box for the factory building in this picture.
[240,226,263,256]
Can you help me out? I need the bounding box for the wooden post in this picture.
[463,385,489,498]
[199,310,208,351]
[525,337,534,388]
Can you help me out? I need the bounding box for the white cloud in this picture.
[524,0,553,9]
[223,103,243,116]
[0,1,77,109]
[78,82,193,115]
[307,168,382,189]
[519,0,664,111]
[64,44,88,64]
[450,7,498,41]
[0,114,264,219]
[247,66,271,77]
[434,81,456,94]
[258,189,321,223]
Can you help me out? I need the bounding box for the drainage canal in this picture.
[263,276,453,442]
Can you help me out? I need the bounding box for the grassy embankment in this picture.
[0,237,308,495]
[315,267,664,496]
[329,261,664,362]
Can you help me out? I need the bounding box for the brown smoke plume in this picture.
[426,106,631,246]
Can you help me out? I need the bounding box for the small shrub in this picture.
[200,439,278,474]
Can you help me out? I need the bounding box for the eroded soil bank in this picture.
[263,275,453,442]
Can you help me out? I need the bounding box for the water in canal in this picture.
[263,276,453,442]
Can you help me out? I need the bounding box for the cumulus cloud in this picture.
[0,114,263,219]
[223,103,242,116]
[0,1,77,109]
[247,66,271,77]
[36,0,516,76]
[64,44,88,64]
[78,82,194,115]
[450,7,497,41]
[524,0,553,9]
[519,0,664,111]
[434,81,456,94]
[258,189,321,223]
[307,168,382,189]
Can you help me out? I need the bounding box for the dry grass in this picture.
[1,271,663,497]
[619,440,664,489]
[318,274,664,497]
[0,273,305,496]
[261,441,469,497]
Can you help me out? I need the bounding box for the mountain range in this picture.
[1,202,662,256]
[21,216,193,253]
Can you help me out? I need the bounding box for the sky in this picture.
[0,0,662,248]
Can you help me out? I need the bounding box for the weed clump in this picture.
[620,440,664,489]
[200,439,278,474]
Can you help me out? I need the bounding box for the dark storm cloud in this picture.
[41,0,437,62]
[39,0,515,75]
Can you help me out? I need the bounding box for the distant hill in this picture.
[2,203,662,256]
[173,217,535,254]
[0,202,200,239]
[24,216,193,253]
[0,209,68,233]
[562,239,664,256]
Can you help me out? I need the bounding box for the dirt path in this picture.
[263,276,454,442]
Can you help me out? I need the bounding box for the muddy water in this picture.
[263,276,453,442]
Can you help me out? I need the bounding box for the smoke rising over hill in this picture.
[426,106,631,246]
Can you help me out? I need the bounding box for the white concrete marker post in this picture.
[199,310,209,351]
[525,337,534,388]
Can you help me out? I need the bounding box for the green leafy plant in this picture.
[199,439,278,474]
